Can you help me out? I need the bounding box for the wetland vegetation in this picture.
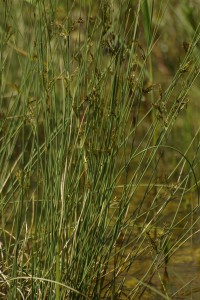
[0,0,200,299]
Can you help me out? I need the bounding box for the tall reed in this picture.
[0,1,200,299]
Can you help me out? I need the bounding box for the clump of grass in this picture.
[0,1,200,299]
